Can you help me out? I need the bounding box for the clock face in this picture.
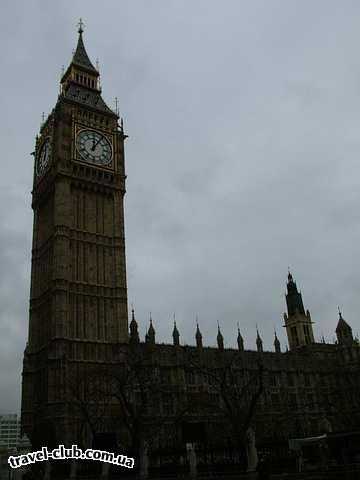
[36,138,51,177]
[76,129,113,167]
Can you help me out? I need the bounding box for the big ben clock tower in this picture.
[21,21,129,446]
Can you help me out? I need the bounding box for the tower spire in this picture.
[283,271,314,350]
[172,320,180,346]
[146,313,155,344]
[195,320,203,349]
[71,21,98,73]
[336,308,354,346]
[129,306,140,345]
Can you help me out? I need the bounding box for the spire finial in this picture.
[115,97,119,116]
[149,312,152,324]
[78,18,85,35]
[338,306,343,319]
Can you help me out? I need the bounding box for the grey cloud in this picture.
[1,0,360,412]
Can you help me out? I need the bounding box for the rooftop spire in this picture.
[256,325,263,353]
[217,322,224,350]
[237,323,244,351]
[335,307,354,345]
[146,313,155,344]
[195,319,203,348]
[172,320,180,346]
[71,19,98,74]
[129,306,139,344]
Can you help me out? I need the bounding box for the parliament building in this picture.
[21,24,360,474]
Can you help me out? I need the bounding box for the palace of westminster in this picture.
[21,23,360,464]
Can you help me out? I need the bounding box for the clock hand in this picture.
[91,136,102,151]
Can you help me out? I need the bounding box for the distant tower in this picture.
[21,22,128,446]
[336,309,354,346]
[283,272,314,350]
[146,315,155,344]
[129,308,140,344]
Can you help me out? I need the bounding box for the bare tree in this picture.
[184,348,265,451]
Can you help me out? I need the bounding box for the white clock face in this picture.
[76,129,112,166]
[36,138,51,177]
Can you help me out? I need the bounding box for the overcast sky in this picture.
[1,0,360,413]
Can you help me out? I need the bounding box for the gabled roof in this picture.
[61,84,116,117]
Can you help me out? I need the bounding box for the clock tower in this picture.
[21,22,129,446]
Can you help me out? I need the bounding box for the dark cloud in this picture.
[1,0,360,413]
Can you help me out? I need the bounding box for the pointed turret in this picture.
[173,321,180,346]
[195,322,203,349]
[256,327,263,353]
[336,308,354,346]
[237,324,244,351]
[146,314,155,344]
[286,271,305,315]
[274,331,281,353]
[217,323,224,351]
[283,271,315,350]
[129,307,140,344]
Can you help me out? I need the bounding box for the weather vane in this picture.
[78,18,85,34]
